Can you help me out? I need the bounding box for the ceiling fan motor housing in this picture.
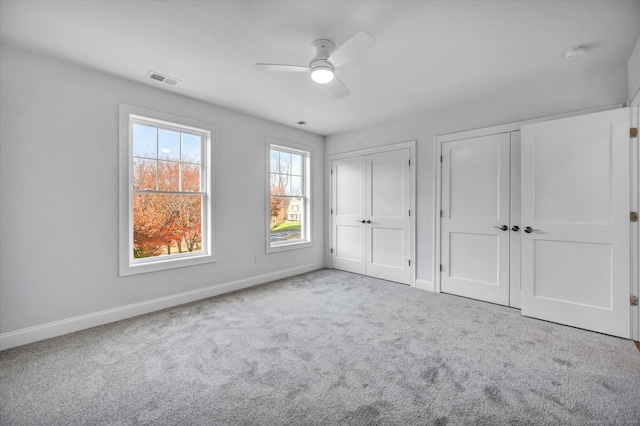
[311,39,335,60]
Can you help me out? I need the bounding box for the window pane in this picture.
[158,161,179,191]
[280,152,292,173]
[270,172,288,196]
[270,150,279,173]
[133,124,157,158]
[133,193,202,258]
[289,176,302,196]
[182,133,201,163]
[270,196,302,244]
[291,153,302,176]
[182,163,200,192]
[132,158,156,190]
[158,129,180,161]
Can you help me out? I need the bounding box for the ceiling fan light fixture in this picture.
[310,65,334,84]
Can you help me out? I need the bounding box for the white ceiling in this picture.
[1,0,639,136]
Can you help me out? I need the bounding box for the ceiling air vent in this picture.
[146,71,181,86]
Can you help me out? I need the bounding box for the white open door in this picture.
[441,133,511,305]
[521,108,631,338]
[331,156,367,275]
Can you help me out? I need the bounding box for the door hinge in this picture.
[408,259,412,267]
[440,210,443,217]
[408,210,411,217]
[440,155,443,163]
[631,295,639,306]
[330,248,334,254]
[331,169,333,175]
[408,159,411,166]
[631,128,638,138]
[631,212,638,223]
[440,264,444,272]
[331,208,333,214]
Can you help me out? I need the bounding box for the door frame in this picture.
[630,90,640,342]
[327,140,416,286]
[434,105,625,293]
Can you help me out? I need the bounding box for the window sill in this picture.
[266,240,312,254]
[119,252,217,276]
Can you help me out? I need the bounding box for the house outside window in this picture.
[267,140,311,252]
[119,104,216,275]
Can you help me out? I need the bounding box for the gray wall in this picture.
[326,58,629,285]
[0,44,325,334]
[629,34,640,102]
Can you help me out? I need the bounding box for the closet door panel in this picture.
[521,108,630,338]
[366,149,411,284]
[441,133,511,305]
[331,157,367,275]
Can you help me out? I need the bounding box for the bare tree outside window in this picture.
[269,146,307,246]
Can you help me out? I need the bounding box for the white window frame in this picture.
[119,104,217,276]
[266,139,312,253]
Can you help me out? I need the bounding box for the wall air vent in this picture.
[146,71,181,86]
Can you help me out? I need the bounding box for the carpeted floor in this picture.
[1,269,639,425]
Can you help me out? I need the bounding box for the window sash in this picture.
[268,142,311,252]
[129,119,207,263]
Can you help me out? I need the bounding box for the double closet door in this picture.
[331,147,412,285]
[440,108,631,338]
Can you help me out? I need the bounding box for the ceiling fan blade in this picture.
[255,63,309,72]
[328,30,376,67]
[327,76,350,99]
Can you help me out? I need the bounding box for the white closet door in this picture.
[521,108,630,338]
[441,133,511,305]
[331,148,411,284]
[366,149,411,284]
[331,156,367,275]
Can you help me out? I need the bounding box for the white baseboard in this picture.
[0,263,324,351]
[415,279,435,292]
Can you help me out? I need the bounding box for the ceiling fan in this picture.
[255,30,376,99]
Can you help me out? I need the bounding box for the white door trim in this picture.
[328,140,416,286]
[630,95,639,341]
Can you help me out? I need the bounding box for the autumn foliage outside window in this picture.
[131,122,205,259]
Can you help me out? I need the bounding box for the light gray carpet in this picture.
[1,269,639,425]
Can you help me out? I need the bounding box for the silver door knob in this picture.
[493,225,508,231]
[512,225,520,232]
[524,226,541,233]
[366,220,372,224]
[359,219,366,223]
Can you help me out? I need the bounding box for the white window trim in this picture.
[266,138,312,253]
[119,104,217,276]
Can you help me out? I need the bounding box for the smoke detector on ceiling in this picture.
[563,46,588,59]
[146,71,181,86]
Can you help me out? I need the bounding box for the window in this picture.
[267,141,311,252]
[119,104,216,276]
